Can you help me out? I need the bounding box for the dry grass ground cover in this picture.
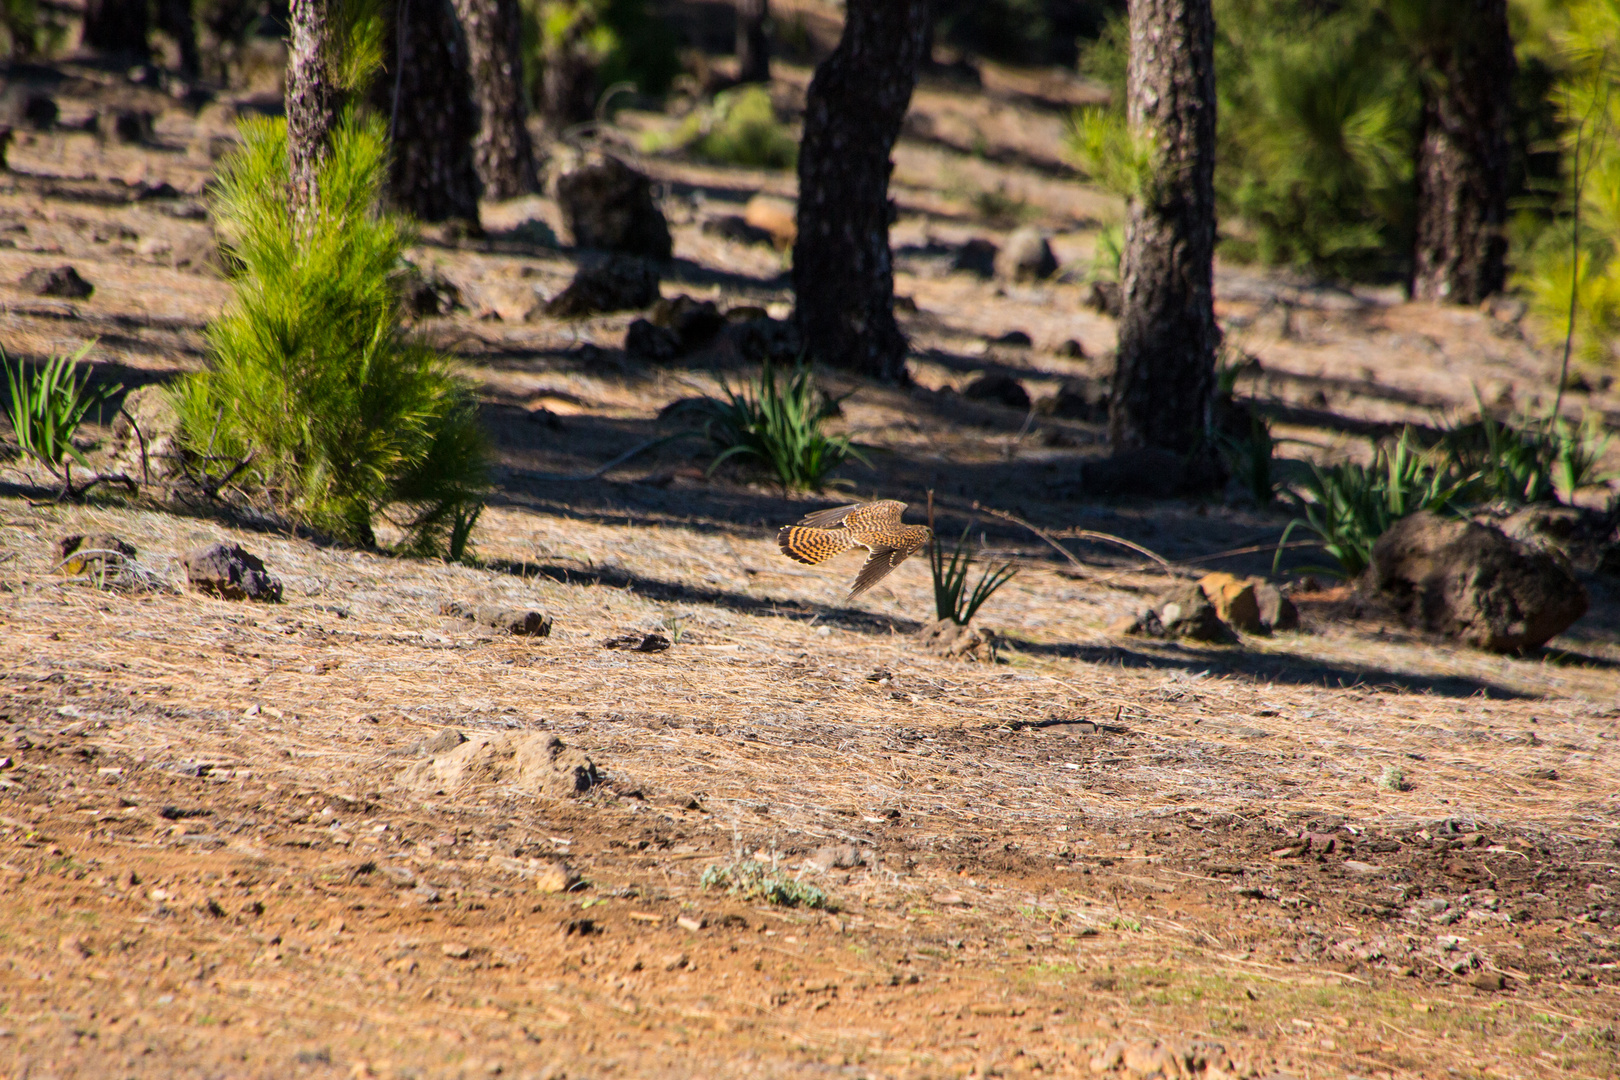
[3,40,1620,1080]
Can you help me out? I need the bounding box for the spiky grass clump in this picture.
[698,360,865,491]
[175,114,486,556]
[2,342,119,493]
[1278,430,1469,578]
[930,525,1017,626]
[1444,407,1613,507]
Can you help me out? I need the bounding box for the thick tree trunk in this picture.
[736,0,770,84]
[82,0,150,61]
[1409,0,1513,304]
[454,0,538,199]
[792,0,931,383]
[379,0,482,226]
[1109,0,1219,466]
[285,0,335,230]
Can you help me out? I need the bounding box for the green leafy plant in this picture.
[697,359,866,490]
[929,519,1018,626]
[174,112,487,554]
[643,85,797,169]
[2,342,122,495]
[1277,430,1470,578]
[700,859,829,909]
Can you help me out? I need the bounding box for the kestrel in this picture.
[777,500,933,600]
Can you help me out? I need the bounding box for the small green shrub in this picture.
[176,112,486,554]
[930,523,1017,626]
[2,342,121,493]
[1278,431,1470,578]
[1443,406,1611,506]
[700,859,829,909]
[697,360,866,491]
[644,86,796,170]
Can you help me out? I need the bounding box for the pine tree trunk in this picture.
[1109,0,1219,466]
[1409,0,1513,304]
[285,0,335,230]
[454,0,538,199]
[380,0,482,226]
[736,0,770,84]
[792,0,930,383]
[82,0,150,61]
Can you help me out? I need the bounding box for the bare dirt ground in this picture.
[4,27,1620,1080]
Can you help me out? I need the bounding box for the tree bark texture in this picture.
[1409,0,1514,304]
[792,0,930,383]
[453,0,538,199]
[82,0,150,61]
[380,0,482,225]
[285,0,336,231]
[1109,0,1219,461]
[736,0,770,84]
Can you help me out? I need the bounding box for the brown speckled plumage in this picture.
[776,500,933,599]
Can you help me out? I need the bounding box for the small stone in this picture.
[1056,338,1086,358]
[556,152,672,258]
[183,542,282,602]
[809,843,863,871]
[675,915,704,933]
[702,214,775,247]
[650,294,725,351]
[1086,280,1122,317]
[932,891,970,907]
[1342,860,1380,875]
[624,318,681,363]
[995,226,1058,281]
[533,860,578,895]
[1198,572,1263,633]
[661,951,689,971]
[22,265,93,299]
[1526,767,1558,780]
[544,254,660,317]
[58,534,136,575]
[952,237,999,277]
[602,632,671,652]
[990,329,1033,348]
[963,372,1031,410]
[1253,581,1300,632]
[742,194,796,248]
[440,601,552,637]
[1467,970,1505,991]
[102,108,154,144]
[423,729,467,755]
[441,942,471,959]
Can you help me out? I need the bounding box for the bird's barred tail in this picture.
[777,525,853,565]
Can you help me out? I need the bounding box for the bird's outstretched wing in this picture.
[848,547,906,599]
[798,500,907,531]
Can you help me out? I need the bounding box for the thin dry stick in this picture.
[1555,57,1612,420]
[972,502,1186,579]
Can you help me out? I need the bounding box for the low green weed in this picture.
[643,86,796,169]
[700,859,829,909]
[697,360,866,490]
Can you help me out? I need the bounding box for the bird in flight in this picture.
[777,500,933,600]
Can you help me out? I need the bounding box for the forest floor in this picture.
[3,21,1620,1080]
